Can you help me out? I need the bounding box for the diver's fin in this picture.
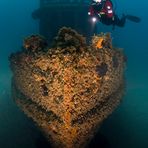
[126,15,141,23]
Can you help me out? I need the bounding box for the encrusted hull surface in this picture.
[10,28,125,148]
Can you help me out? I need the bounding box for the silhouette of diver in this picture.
[88,0,141,28]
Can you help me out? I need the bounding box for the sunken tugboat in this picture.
[10,27,126,148]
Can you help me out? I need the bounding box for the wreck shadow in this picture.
[88,132,111,148]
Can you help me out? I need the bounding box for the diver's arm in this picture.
[88,5,95,16]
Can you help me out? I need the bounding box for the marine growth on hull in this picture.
[10,27,126,148]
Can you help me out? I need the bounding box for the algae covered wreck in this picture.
[9,27,126,148]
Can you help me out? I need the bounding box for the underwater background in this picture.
[0,0,148,148]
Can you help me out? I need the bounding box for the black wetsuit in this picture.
[100,14,126,27]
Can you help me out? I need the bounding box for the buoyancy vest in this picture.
[101,0,114,18]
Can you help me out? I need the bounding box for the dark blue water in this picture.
[0,1,148,148]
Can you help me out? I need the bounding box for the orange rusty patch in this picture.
[96,38,104,49]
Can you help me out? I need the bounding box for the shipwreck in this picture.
[10,27,126,148]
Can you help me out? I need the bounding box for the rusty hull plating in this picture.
[10,27,126,148]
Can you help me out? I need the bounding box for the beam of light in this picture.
[92,17,97,23]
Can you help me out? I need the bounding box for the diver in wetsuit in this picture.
[88,0,141,28]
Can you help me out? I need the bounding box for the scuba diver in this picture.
[88,0,141,28]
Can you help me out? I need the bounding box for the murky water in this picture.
[0,0,148,148]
